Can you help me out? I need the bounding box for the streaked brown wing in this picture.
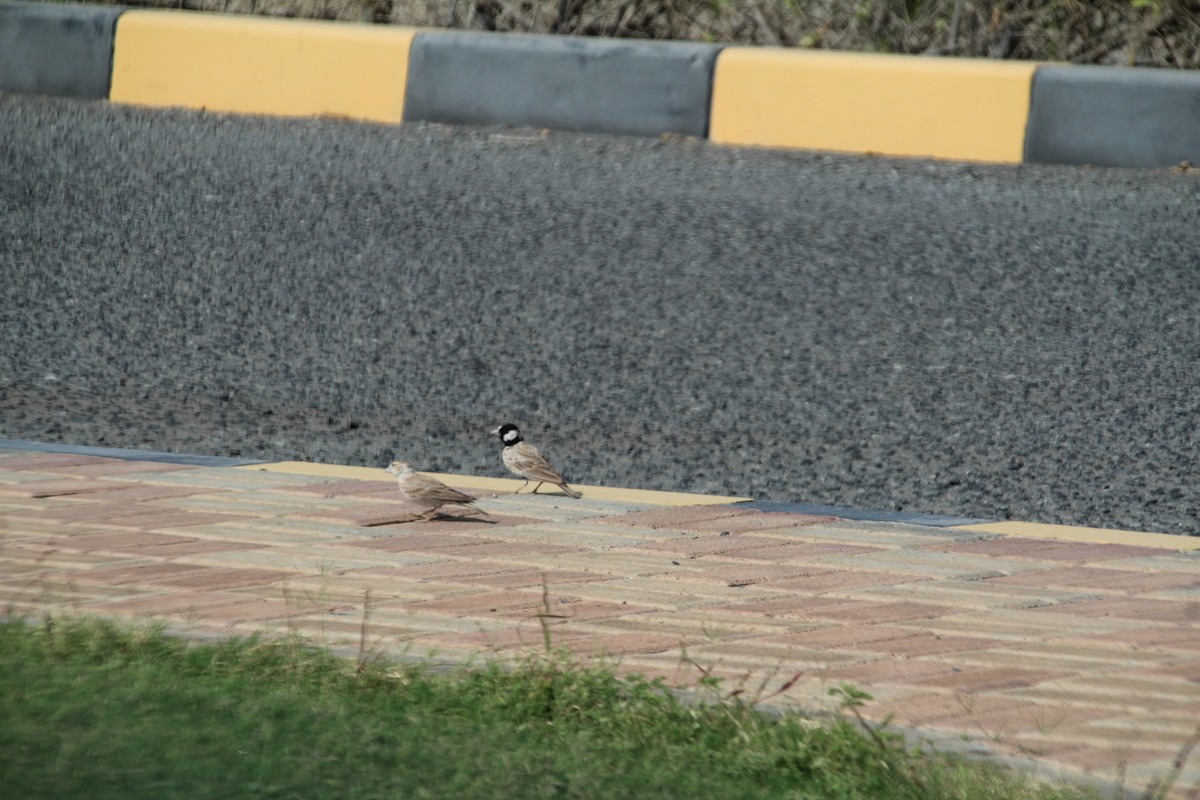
[507,442,567,484]
[408,473,477,504]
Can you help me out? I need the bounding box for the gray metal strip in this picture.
[735,499,991,528]
[0,438,267,468]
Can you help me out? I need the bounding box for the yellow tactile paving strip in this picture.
[956,520,1200,551]
[2,448,1198,797]
[246,460,751,506]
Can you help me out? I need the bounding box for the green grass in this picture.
[0,617,1093,800]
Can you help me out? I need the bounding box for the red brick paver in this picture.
[3,448,1199,798]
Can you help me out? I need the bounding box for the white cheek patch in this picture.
[503,430,520,444]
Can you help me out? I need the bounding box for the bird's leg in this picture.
[513,479,530,494]
[419,508,439,522]
[532,482,545,494]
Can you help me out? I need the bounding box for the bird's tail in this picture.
[561,483,582,499]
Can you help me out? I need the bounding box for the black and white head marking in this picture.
[495,423,523,447]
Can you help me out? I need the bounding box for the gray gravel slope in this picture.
[2,94,1198,534]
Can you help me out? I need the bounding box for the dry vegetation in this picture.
[100,0,1200,68]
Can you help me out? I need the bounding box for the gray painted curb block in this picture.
[1025,65,1200,168]
[0,438,266,468]
[737,499,991,529]
[404,31,719,139]
[0,1,123,100]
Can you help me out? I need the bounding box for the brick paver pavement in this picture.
[2,447,1198,796]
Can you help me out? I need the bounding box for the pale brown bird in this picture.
[490,423,581,498]
[385,460,490,521]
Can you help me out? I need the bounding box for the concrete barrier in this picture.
[3,3,1198,170]
[710,47,1038,163]
[109,10,415,123]
[1024,65,1200,168]
[403,31,718,139]
[0,1,122,100]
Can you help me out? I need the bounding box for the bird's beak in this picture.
[489,427,501,436]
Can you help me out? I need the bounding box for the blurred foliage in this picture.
[99,0,1200,67]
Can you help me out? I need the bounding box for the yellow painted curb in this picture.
[111,11,415,123]
[710,48,1038,163]
[955,520,1200,551]
[526,485,751,507]
[240,461,750,507]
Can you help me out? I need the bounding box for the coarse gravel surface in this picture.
[2,93,1198,535]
